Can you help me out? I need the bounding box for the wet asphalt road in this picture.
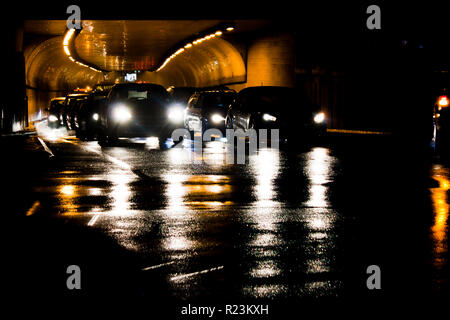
[3,123,449,313]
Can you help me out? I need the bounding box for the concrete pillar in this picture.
[246,33,295,88]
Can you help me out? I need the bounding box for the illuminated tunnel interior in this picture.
[5,6,447,136]
[3,3,450,304]
[23,20,270,123]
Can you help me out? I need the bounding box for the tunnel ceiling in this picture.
[25,20,269,71]
[76,20,229,71]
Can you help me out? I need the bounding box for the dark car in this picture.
[226,86,327,142]
[167,86,198,107]
[98,83,182,146]
[184,90,236,135]
[46,97,66,129]
[61,93,89,130]
[74,91,109,140]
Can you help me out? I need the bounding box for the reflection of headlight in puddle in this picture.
[168,105,185,123]
[48,115,58,122]
[112,105,132,122]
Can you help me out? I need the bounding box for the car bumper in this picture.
[111,120,181,138]
[48,120,61,129]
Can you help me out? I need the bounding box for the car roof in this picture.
[112,83,165,89]
[169,86,197,91]
[197,90,235,95]
[67,93,89,98]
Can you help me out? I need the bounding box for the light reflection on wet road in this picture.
[24,125,448,300]
[430,165,449,291]
[32,131,345,299]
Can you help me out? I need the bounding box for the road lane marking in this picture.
[61,138,77,144]
[60,139,131,170]
[141,261,175,271]
[82,144,132,171]
[26,200,41,216]
[37,137,54,157]
[87,214,101,226]
[170,265,224,281]
[102,154,131,171]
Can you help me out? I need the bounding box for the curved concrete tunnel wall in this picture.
[138,33,295,90]
[138,37,246,88]
[24,36,103,123]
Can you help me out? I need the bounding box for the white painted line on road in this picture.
[170,265,224,282]
[82,144,132,171]
[87,214,101,226]
[141,261,175,271]
[26,200,41,216]
[61,138,77,144]
[60,137,135,175]
[37,137,54,157]
[103,154,131,171]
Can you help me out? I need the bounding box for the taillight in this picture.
[438,95,449,108]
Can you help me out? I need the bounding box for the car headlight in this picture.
[263,113,277,122]
[314,112,325,124]
[48,115,58,122]
[211,113,225,124]
[168,105,185,123]
[112,105,132,122]
[438,95,449,108]
[92,113,99,121]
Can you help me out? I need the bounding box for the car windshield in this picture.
[50,101,64,111]
[70,98,84,105]
[112,85,169,103]
[92,95,106,101]
[127,90,148,100]
[202,93,234,108]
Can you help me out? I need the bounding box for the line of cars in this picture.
[183,86,327,143]
[46,83,328,147]
[47,83,114,140]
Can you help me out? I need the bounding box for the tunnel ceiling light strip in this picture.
[63,28,75,46]
[62,28,103,73]
[155,25,234,72]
